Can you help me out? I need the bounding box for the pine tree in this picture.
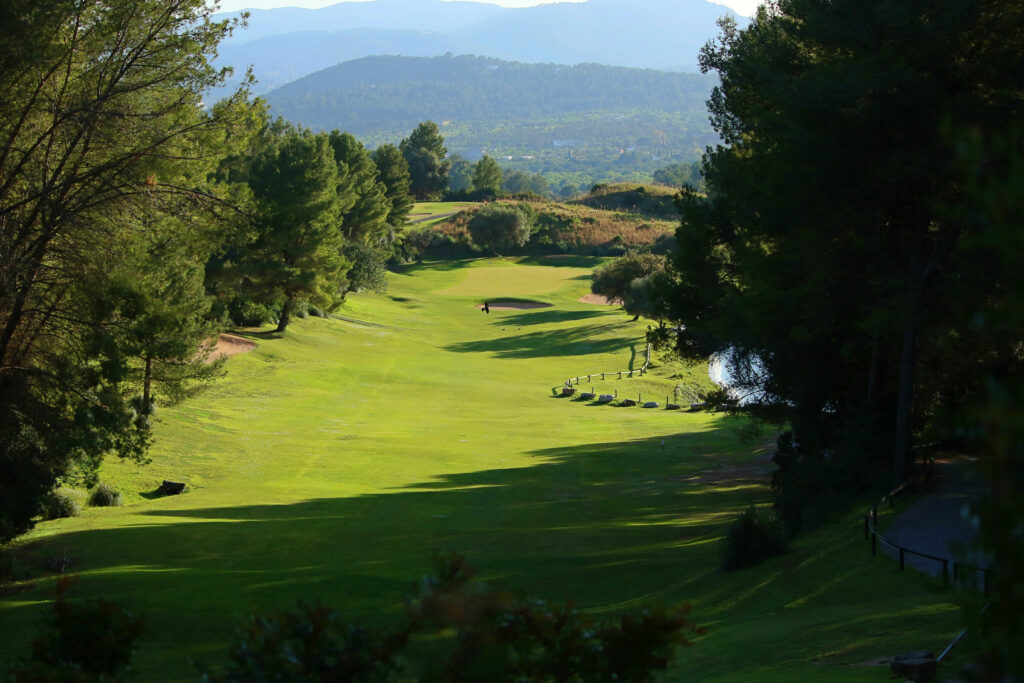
[371,143,414,228]
[399,121,450,200]
[329,131,390,244]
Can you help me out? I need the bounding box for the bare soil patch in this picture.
[208,334,256,363]
[578,293,622,305]
[476,302,553,311]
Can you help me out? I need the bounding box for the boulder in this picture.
[666,403,681,410]
[619,399,637,407]
[158,480,186,495]
[598,394,615,403]
[689,402,707,411]
[891,656,937,682]
[579,392,596,400]
[643,401,659,408]
[561,387,576,396]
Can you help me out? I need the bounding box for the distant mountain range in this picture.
[212,0,744,98]
[261,54,718,179]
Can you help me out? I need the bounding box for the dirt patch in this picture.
[208,334,256,363]
[578,293,622,305]
[476,302,553,311]
[670,451,774,487]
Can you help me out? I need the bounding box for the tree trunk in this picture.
[891,317,918,485]
[276,297,294,332]
[143,355,153,412]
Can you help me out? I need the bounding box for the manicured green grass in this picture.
[407,201,475,228]
[0,258,961,680]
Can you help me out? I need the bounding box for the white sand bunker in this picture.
[476,301,553,311]
[578,293,622,305]
[208,334,256,363]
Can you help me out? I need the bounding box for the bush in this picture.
[467,203,532,254]
[721,506,790,571]
[88,483,122,507]
[227,298,277,327]
[39,489,81,520]
[9,577,143,681]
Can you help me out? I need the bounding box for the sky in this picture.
[213,0,758,18]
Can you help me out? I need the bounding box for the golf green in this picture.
[0,258,961,681]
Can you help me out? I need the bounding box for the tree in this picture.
[400,121,450,200]
[371,143,414,228]
[0,0,245,542]
[653,162,702,191]
[328,131,389,244]
[502,170,549,197]
[244,129,348,333]
[471,155,503,195]
[341,244,388,296]
[467,204,532,255]
[447,154,474,193]
[661,1,1024,529]
[591,252,668,320]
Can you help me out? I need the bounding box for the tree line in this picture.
[588,1,1022,674]
[0,0,451,545]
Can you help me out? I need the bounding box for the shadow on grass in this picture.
[516,255,606,269]
[445,323,634,359]
[494,309,609,327]
[1,427,951,680]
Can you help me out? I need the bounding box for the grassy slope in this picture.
[0,259,960,680]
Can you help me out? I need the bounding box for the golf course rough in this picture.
[0,257,961,681]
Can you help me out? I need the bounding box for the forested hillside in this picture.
[264,55,717,187]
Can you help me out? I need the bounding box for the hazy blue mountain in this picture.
[211,0,744,99]
[451,0,736,70]
[261,55,718,183]
[213,28,470,97]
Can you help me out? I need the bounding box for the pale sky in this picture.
[213,0,758,18]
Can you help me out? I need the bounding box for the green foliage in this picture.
[242,128,351,332]
[467,204,532,255]
[225,298,278,327]
[571,183,680,219]
[471,155,503,195]
[400,121,450,200]
[591,251,668,314]
[8,577,143,682]
[0,0,244,543]
[329,131,390,244]
[447,155,474,193]
[343,244,389,295]
[371,143,414,228]
[502,170,550,198]
[89,483,122,508]
[721,507,790,572]
[202,554,702,682]
[652,162,703,191]
[662,0,1024,528]
[38,489,81,521]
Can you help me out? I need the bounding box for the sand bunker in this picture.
[208,334,256,363]
[578,293,622,305]
[476,301,553,311]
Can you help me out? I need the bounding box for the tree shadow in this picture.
[0,428,781,680]
[494,309,610,327]
[516,255,605,269]
[444,323,634,359]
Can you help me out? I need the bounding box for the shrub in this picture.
[721,506,790,571]
[10,577,143,681]
[39,489,81,520]
[467,203,532,254]
[227,298,277,327]
[88,483,122,507]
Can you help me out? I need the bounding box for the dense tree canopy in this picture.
[371,143,414,228]
[400,121,450,200]
[662,0,1024,529]
[0,0,245,542]
[243,129,350,333]
[472,155,503,196]
[329,131,390,244]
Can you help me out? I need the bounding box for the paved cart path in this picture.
[882,458,990,581]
